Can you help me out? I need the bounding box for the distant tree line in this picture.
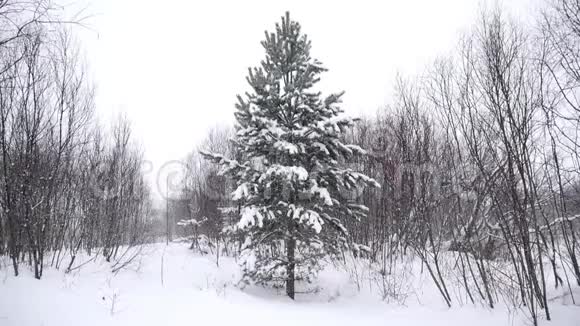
[0,0,154,279]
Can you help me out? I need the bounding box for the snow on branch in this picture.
[199,150,248,176]
[260,165,308,181]
[289,205,324,233]
[177,217,207,227]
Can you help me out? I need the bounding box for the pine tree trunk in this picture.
[286,237,296,300]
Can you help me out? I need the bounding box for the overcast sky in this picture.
[70,0,536,201]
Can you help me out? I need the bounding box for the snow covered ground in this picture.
[0,242,578,326]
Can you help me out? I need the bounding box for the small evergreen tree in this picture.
[202,12,379,299]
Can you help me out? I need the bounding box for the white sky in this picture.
[69,0,536,201]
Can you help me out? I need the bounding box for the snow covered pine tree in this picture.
[201,12,379,299]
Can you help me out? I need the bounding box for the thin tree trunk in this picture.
[286,237,296,300]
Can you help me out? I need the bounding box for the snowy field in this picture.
[0,242,578,326]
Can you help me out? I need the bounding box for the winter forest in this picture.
[1,0,580,325]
